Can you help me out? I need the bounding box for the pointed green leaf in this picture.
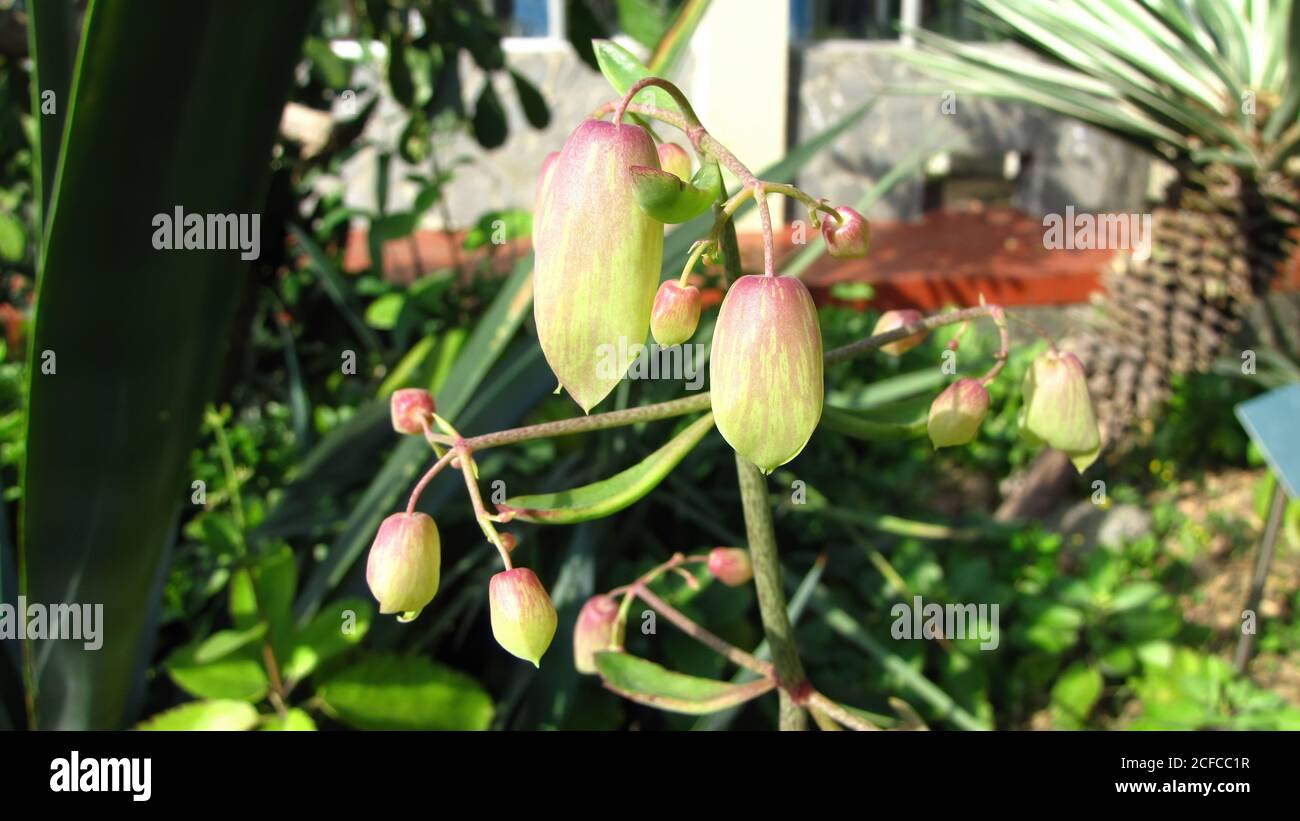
[593,39,684,117]
[137,700,260,731]
[595,651,774,714]
[21,0,314,730]
[317,654,494,730]
[282,597,372,682]
[162,625,268,702]
[260,708,317,731]
[499,413,714,524]
[631,162,720,223]
[819,395,931,442]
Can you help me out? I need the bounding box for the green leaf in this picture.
[1050,661,1104,728]
[21,0,314,730]
[471,80,507,149]
[616,0,669,48]
[0,213,26,262]
[462,209,532,251]
[388,40,415,108]
[26,0,77,236]
[304,37,350,89]
[364,292,406,330]
[630,162,721,224]
[137,700,260,731]
[317,654,494,730]
[593,39,684,117]
[162,625,269,703]
[1105,581,1163,613]
[260,708,316,731]
[594,651,773,714]
[230,545,297,664]
[647,0,712,73]
[500,413,714,524]
[282,597,372,682]
[510,69,550,129]
[819,396,931,442]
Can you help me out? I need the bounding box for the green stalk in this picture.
[735,454,808,730]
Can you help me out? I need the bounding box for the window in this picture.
[790,0,996,41]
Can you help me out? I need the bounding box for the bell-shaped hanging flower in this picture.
[366,512,441,621]
[650,280,702,346]
[1019,349,1101,472]
[710,275,824,473]
[927,379,989,448]
[573,594,621,675]
[872,310,927,356]
[489,567,558,667]
[533,120,664,412]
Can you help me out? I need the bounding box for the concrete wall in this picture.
[330,36,1152,232]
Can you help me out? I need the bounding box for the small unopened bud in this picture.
[821,205,871,259]
[573,594,620,675]
[873,310,927,355]
[657,142,692,181]
[707,547,753,587]
[390,388,435,435]
[927,378,989,448]
[499,532,518,552]
[650,280,702,346]
[1020,350,1101,472]
[489,568,558,667]
[366,512,441,621]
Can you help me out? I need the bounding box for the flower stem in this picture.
[735,453,808,730]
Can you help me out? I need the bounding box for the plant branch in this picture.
[633,583,772,676]
[735,453,808,730]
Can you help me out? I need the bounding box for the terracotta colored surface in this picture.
[339,207,1300,310]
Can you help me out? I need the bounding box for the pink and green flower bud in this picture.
[366,512,441,622]
[573,593,620,675]
[630,162,720,224]
[657,142,692,181]
[873,310,927,356]
[390,388,435,435]
[533,119,664,413]
[651,280,702,346]
[821,205,871,259]
[1019,350,1101,473]
[927,378,989,448]
[710,275,824,473]
[707,547,753,587]
[489,567,558,667]
[534,150,560,209]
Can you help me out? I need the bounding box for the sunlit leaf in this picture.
[500,413,714,524]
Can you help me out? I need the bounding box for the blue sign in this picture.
[1235,383,1300,498]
